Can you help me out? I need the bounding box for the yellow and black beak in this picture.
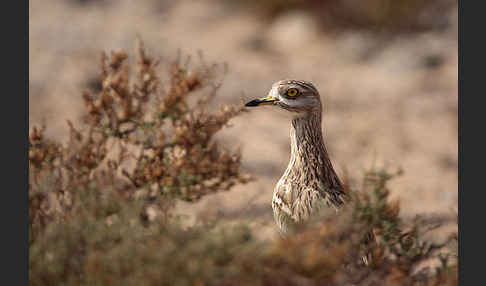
[245,95,279,107]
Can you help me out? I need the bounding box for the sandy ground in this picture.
[30,0,458,238]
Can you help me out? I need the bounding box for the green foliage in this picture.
[30,185,262,286]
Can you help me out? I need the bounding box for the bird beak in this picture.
[245,95,279,107]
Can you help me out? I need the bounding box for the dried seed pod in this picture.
[101,93,113,107]
[118,110,128,121]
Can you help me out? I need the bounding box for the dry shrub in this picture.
[29,40,457,286]
[260,169,458,286]
[29,38,250,243]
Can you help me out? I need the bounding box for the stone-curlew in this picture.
[245,79,373,264]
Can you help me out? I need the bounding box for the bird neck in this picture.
[287,111,343,191]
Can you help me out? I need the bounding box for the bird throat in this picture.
[286,112,343,191]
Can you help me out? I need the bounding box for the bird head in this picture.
[245,80,322,114]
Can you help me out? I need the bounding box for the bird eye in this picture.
[286,88,299,97]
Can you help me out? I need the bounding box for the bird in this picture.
[245,79,373,264]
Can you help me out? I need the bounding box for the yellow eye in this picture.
[286,88,299,97]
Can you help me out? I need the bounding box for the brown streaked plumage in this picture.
[245,79,373,264]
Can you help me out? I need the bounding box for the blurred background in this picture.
[29,0,457,238]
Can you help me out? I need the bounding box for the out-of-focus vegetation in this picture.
[29,40,457,286]
[222,0,457,34]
